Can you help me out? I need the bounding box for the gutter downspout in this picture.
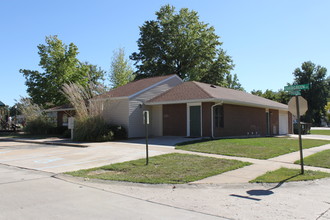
[211,102,223,138]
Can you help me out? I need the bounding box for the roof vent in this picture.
[210,85,216,88]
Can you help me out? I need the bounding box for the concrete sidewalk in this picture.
[189,143,330,184]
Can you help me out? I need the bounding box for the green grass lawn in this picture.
[295,149,330,169]
[250,167,330,183]
[176,137,330,159]
[66,153,251,184]
[310,130,330,136]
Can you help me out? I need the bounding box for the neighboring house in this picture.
[92,75,291,138]
[0,101,7,128]
[0,101,6,118]
[45,104,75,128]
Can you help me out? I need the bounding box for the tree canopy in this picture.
[130,5,241,89]
[20,35,105,108]
[291,61,329,125]
[251,89,290,104]
[109,48,135,88]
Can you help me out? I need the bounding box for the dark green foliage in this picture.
[251,89,290,104]
[130,5,241,89]
[24,116,56,135]
[108,125,127,140]
[291,61,329,125]
[73,116,127,142]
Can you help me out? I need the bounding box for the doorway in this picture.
[189,105,201,137]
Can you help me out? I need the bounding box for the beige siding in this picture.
[150,105,163,136]
[128,76,182,138]
[131,77,182,102]
[102,99,129,131]
[128,101,151,138]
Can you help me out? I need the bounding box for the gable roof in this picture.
[92,75,181,100]
[45,104,75,112]
[0,101,5,106]
[147,81,288,110]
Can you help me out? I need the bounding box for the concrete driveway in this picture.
[0,139,180,173]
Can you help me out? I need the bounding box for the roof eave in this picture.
[146,98,288,111]
[90,96,128,102]
[222,99,288,111]
[45,108,75,112]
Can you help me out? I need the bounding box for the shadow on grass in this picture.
[230,173,301,201]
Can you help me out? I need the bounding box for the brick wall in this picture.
[163,104,187,136]
[214,104,267,137]
[202,102,213,137]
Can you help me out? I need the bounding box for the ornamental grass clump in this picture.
[73,115,115,142]
[19,97,56,135]
[62,82,126,141]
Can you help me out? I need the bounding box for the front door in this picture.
[266,112,270,136]
[189,106,201,137]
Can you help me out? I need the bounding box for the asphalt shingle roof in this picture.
[147,81,288,110]
[92,75,178,100]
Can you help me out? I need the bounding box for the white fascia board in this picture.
[128,75,183,100]
[146,98,218,106]
[44,108,75,112]
[221,99,289,111]
[90,96,128,102]
[146,98,288,111]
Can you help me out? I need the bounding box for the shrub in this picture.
[73,116,127,142]
[62,129,71,138]
[109,125,127,140]
[24,116,56,135]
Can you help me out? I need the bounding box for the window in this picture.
[62,114,68,126]
[214,105,224,128]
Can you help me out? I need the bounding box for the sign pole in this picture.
[295,95,304,174]
[285,84,309,175]
[144,111,149,165]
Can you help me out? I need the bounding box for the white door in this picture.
[279,112,288,135]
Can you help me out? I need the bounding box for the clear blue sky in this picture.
[1,0,329,106]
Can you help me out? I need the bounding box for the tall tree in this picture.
[109,48,135,88]
[130,5,239,88]
[292,61,328,125]
[251,89,290,104]
[20,35,105,108]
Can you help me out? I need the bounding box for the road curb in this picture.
[0,138,89,148]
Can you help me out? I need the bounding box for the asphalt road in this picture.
[0,164,224,220]
[1,162,330,220]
